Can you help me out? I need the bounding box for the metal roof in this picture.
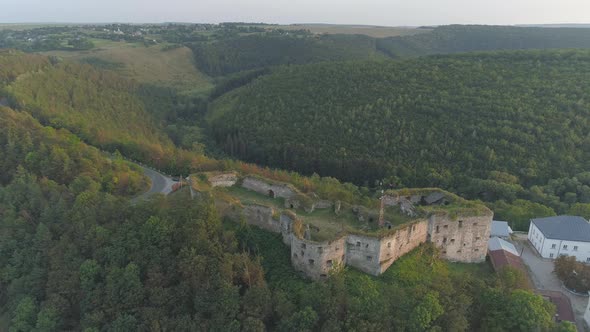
[491,220,513,237]
[531,215,590,242]
[488,236,519,256]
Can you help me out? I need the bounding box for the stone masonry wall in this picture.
[208,172,238,187]
[376,220,429,274]
[279,213,294,246]
[241,177,296,199]
[344,235,383,275]
[241,204,280,233]
[429,214,492,263]
[291,236,347,280]
[234,188,492,279]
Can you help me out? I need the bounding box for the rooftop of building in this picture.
[531,215,590,242]
[491,220,513,238]
[488,236,519,256]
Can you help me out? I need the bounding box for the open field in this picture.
[0,23,71,30]
[265,24,432,38]
[42,40,213,94]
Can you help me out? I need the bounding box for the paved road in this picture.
[513,235,587,330]
[132,165,177,202]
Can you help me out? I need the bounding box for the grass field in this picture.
[42,40,213,94]
[264,24,432,38]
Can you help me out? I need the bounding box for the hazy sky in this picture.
[1,0,589,26]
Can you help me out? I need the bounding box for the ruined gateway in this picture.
[196,173,493,280]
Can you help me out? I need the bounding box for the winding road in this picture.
[132,165,178,202]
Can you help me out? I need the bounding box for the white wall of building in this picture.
[528,222,590,262]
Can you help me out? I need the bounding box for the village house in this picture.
[528,216,590,262]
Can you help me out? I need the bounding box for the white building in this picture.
[528,215,590,262]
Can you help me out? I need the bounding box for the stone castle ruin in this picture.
[196,173,493,280]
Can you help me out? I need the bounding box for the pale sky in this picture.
[1,0,589,26]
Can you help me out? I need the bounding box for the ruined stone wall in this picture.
[377,220,429,273]
[429,214,492,263]
[279,213,294,246]
[208,172,238,187]
[344,235,383,275]
[314,200,333,209]
[241,177,296,199]
[241,204,280,233]
[291,236,347,280]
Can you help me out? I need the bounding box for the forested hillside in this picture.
[190,33,386,76]
[0,35,582,330]
[377,25,590,57]
[0,106,146,195]
[209,50,590,222]
[1,97,560,331]
[0,51,218,175]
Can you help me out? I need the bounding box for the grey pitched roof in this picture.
[491,220,513,237]
[531,216,590,242]
[488,236,519,256]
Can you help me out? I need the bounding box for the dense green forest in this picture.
[377,25,590,57]
[2,24,590,330]
[209,50,590,228]
[189,33,386,76]
[0,101,566,330]
[0,51,219,176]
[0,106,146,195]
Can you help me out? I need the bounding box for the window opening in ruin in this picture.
[320,274,327,278]
[458,220,463,228]
[388,225,392,229]
[293,253,298,258]
[327,260,333,265]
[473,222,478,226]
[301,243,306,249]
[443,237,447,243]
[442,251,447,254]
[268,189,275,198]
[457,250,462,253]
[412,225,416,231]
[309,259,315,265]
[366,256,372,261]
[336,247,340,251]
[476,237,481,241]
[290,204,294,209]
[450,239,455,243]
[317,247,323,253]
[356,241,361,247]
[436,226,440,233]
[365,244,369,248]
[443,225,448,229]
[387,242,391,248]
[301,250,304,256]
[474,249,479,252]
[368,217,374,223]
